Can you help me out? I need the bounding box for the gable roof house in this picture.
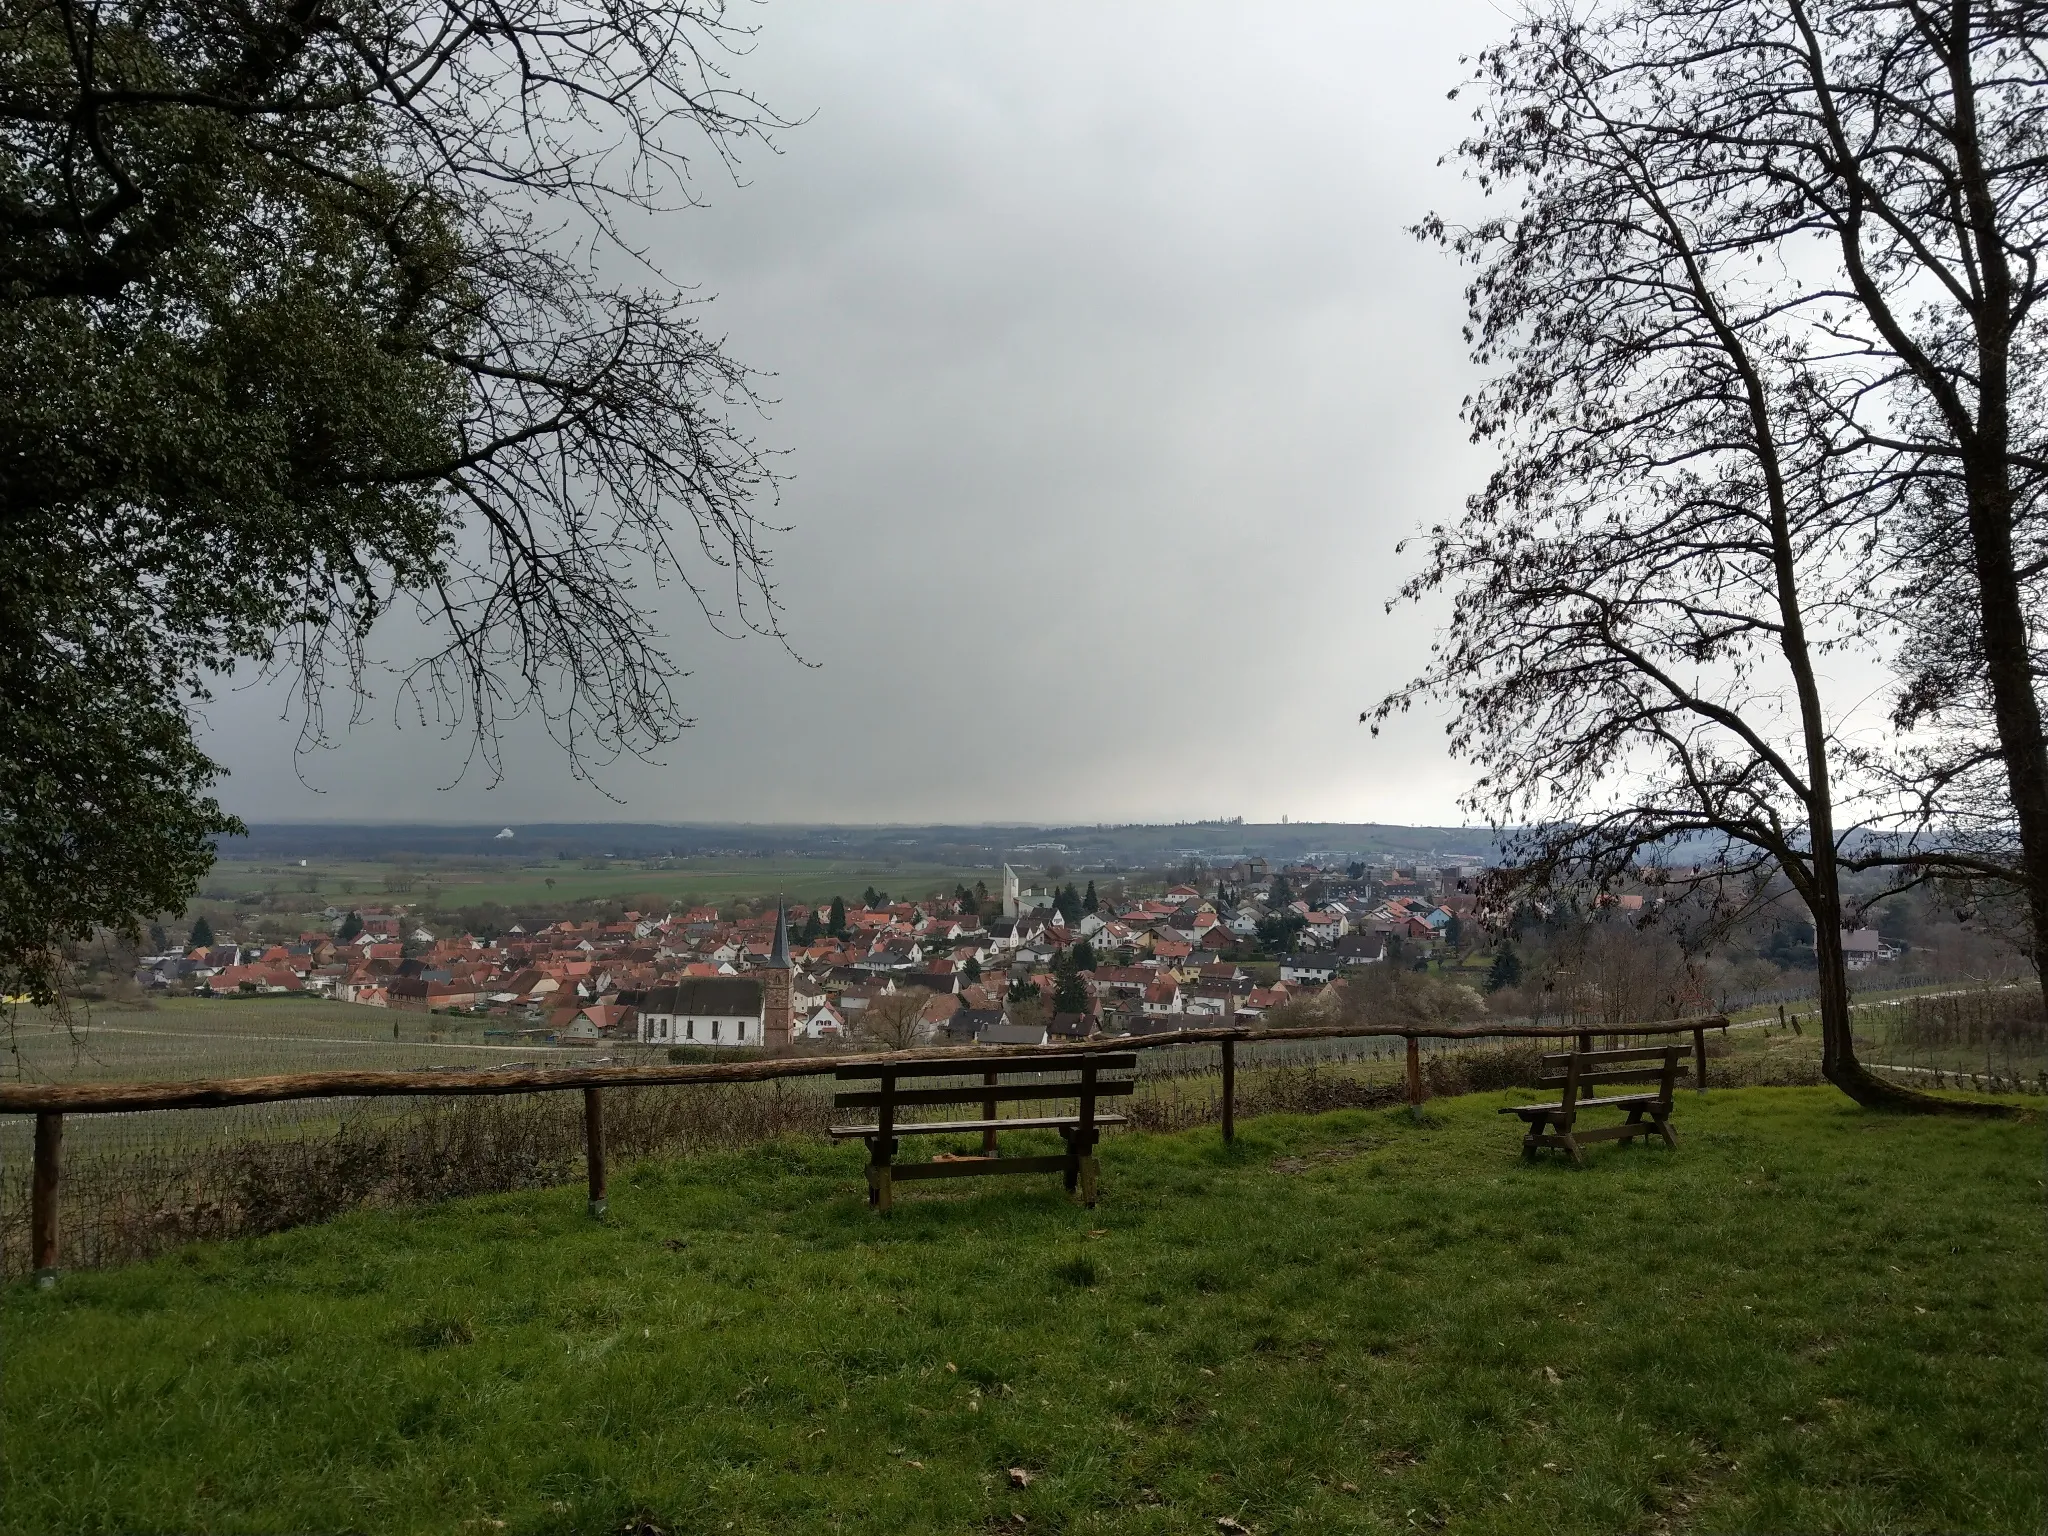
[797,1002,846,1039]
[1047,1011,1099,1041]
[558,1002,635,1042]
[978,1017,1049,1047]
[635,977,766,1047]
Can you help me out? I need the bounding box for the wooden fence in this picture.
[1,1015,1726,1285]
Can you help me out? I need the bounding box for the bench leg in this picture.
[1654,1109,1678,1149]
[866,1137,896,1213]
[1558,1131,1584,1167]
[1075,1127,1101,1206]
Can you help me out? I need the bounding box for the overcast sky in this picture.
[200,0,1510,827]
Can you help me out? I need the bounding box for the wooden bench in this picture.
[1500,1045,1682,1164]
[829,1053,1135,1211]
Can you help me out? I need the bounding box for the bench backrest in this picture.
[834,1052,1136,1082]
[833,1054,1137,1120]
[1537,1045,1682,1111]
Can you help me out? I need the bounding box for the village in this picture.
[131,862,1498,1049]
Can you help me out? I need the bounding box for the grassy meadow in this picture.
[197,857,993,915]
[0,995,587,1170]
[4,1088,2041,1535]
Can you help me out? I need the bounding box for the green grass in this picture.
[198,857,990,912]
[0,995,589,1163]
[4,1089,2042,1535]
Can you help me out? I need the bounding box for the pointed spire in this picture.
[768,900,791,968]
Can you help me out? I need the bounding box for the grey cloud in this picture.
[200,0,1505,826]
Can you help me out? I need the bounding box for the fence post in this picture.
[983,1068,999,1156]
[583,1087,607,1218]
[1692,1025,1708,1095]
[1576,1030,1593,1054]
[32,1111,62,1287]
[1405,1035,1422,1118]
[1221,1037,1236,1143]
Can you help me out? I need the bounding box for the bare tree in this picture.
[1378,0,2040,1109]
[858,989,934,1051]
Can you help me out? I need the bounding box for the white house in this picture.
[1280,956,1339,985]
[796,1002,846,1039]
[636,977,766,1047]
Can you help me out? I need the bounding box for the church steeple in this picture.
[760,900,794,1049]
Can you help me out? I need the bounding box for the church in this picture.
[635,907,794,1048]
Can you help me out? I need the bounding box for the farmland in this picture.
[4,1088,2042,1534]
[194,855,995,918]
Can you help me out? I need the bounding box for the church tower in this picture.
[1003,863,1021,920]
[760,901,794,1050]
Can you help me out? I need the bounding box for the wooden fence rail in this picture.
[4,1015,1725,1286]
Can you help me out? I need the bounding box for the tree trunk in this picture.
[1812,918,2013,1115]
[1964,466,2048,1007]
[1945,11,2048,1008]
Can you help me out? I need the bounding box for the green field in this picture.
[196,857,992,916]
[0,996,589,1164]
[4,1089,2041,1534]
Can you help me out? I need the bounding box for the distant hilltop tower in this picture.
[1002,863,1021,920]
[761,901,793,1050]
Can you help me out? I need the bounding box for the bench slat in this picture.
[1539,1046,1683,1066]
[835,1053,1137,1080]
[1569,1121,1666,1144]
[1499,1093,1661,1116]
[889,1155,1075,1181]
[1536,1067,1677,1087]
[833,1080,1135,1111]
[828,1113,1131,1140]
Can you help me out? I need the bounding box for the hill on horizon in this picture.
[220,820,1502,867]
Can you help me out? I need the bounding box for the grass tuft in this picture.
[1050,1254,1101,1289]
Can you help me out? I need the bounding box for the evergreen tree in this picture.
[975,879,990,906]
[1486,946,1523,993]
[1053,968,1089,1015]
[1445,913,1465,950]
[338,909,363,941]
[800,909,823,943]
[964,955,982,983]
[1007,972,1039,1004]
[862,887,880,908]
[1068,938,1098,974]
[827,895,848,938]
[1082,880,1098,915]
[958,886,978,916]
[1257,910,1305,955]
[1270,873,1294,908]
[189,914,215,949]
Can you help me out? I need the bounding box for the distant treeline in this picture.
[218,821,1506,866]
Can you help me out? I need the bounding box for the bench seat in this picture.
[830,1113,1129,1140]
[1498,1093,1659,1117]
